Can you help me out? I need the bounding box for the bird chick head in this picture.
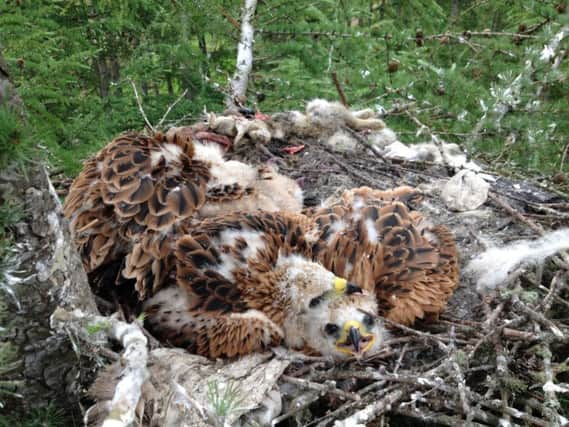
[303,294,384,359]
[276,255,365,311]
[277,256,379,357]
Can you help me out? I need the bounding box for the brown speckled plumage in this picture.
[310,186,459,325]
[64,128,302,297]
[66,136,458,359]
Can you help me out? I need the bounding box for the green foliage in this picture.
[0,0,568,177]
[0,404,67,427]
[0,108,31,170]
[85,320,112,335]
[206,379,245,419]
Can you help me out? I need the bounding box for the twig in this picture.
[511,294,565,338]
[323,148,381,187]
[393,343,408,373]
[281,375,360,401]
[270,391,320,426]
[340,126,387,162]
[256,29,355,39]
[218,7,241,30]
[310,383,393,427]
[157,89,189,129]
[128,78,155,133]
[50,308,149,427]
[404,110,453,172]
[536,271,566,314]
[331,71,348,107]
[538,282,569,310]
[383,317,471,345]
[394,407,488,426]
[541,343,563,427]
[488,191,544,235]
[369,371,550,426]
[414,31,537,42]
[560,142,569,173]
[491,333,512,425]
[448,328,471,416]
[332,389,404,427]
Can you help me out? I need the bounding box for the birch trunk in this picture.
[227,0,258,109]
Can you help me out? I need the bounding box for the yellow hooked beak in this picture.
[335,320,376,356]
[333,277,363,296]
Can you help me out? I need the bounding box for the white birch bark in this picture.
[227,0,258,108]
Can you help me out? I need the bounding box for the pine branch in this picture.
[257,29,355,38]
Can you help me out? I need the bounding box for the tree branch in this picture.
[128,78,155,133]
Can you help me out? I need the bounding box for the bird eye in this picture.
[346,283,363,295]
[309,295,324,308]
[324,323,340,336]
[363,314,375,327]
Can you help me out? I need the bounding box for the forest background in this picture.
[0,0,568,425]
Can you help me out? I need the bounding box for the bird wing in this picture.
[309,186,459,325]
[142,211,312,358]
[64,132,210,275]
[175,211,312,305]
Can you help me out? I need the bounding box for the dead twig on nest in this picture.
[156,89,189,129]
[128,78,155,133]
[341,125,388,162]
[404,110,454,173]
[330,71,348,107]
[332,389,404,427]
[281,375,360,401]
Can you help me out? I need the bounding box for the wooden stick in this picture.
[157,89,188,129]
[331,71,348,107]
[541,343,563,426]
[332,389,404,427]
[218,7,241,30]
[281,375,360,401]
[51,308,149,427]
[128,78,155,133]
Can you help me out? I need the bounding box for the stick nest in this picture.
[52,122,569,426]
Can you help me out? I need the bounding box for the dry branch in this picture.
[281,375,360,401]
[330,71,348,106]
[332,389,404,427]
[50,308,149,427]
[128,78,155,133]
[157,89,188,129]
